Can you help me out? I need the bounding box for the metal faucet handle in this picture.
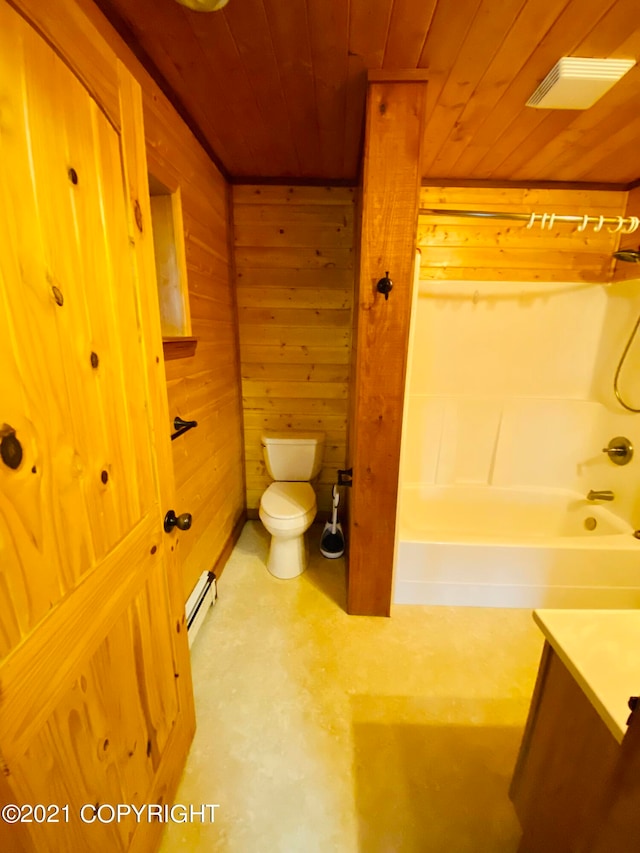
[587,490,615,501]
[602,436,633,466]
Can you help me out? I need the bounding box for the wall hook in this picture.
[338,467,353,486]
[376,271,393,300]
[171,416,199,441]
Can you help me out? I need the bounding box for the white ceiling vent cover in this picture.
[526,57,635,109]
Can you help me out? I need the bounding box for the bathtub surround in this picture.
[400,278,633,486]
[401,280,640,516]
[395,275,640,607]
[396,187,640,608]
[160,522,543,853]
[401,280,630,496]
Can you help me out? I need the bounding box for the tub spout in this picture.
[587,490,615,501]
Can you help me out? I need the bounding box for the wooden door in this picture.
[0,4,195,852]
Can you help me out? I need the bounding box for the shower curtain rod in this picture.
[418,208,640,233]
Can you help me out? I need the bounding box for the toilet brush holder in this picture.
[320,485,345,559]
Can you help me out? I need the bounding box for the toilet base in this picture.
[266,532,308,579]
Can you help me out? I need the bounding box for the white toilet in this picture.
[259,432,325,579]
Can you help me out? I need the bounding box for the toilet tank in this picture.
[261,432,325,481]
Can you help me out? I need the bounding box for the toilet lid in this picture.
[261,482,316,519]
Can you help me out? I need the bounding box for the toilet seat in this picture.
[260,482,315,519]
[259,481,318,579]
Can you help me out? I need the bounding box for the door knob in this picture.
[164,510,193,533]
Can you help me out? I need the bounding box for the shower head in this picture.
[613,248,640,263]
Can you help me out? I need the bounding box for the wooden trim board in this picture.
[162,336,198,360]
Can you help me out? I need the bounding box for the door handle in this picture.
[164,510,193,533]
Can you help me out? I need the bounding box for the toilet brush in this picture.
[320,484,345,558]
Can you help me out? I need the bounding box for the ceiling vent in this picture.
[526,57,635,109]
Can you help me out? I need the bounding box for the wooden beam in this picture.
[347,80,427,616]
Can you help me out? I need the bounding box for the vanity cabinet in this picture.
[510,609,640,853]
[510,643,619,852]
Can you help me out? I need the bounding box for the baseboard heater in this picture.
[186,570,217,647]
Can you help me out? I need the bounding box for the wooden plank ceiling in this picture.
[93,0,640,185]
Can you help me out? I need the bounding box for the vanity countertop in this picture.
[533,608,640,744]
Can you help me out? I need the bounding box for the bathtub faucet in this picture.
[587,490,615,501]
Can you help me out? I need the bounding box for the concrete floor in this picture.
[160,521,544,853]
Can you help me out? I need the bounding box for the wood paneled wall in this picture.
[419,186,629,282]
[76,0,246,599]
[233,186,355,514]
[613,185,640,283]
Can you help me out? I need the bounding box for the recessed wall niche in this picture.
[148,174,196,359]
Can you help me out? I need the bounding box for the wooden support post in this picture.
[347,79,427,616]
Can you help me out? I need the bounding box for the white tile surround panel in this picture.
[408,280,607,400]
[395,275,640,607]
[402,396,605,493]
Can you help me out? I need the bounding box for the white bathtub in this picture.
[394,485,640,609]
